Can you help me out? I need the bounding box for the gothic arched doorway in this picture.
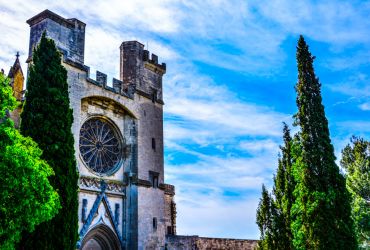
[81,224,121,250]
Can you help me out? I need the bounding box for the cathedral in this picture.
[6,9,257,250]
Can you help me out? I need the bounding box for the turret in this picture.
[120,41,166,103]
[8,52,24,102]
[7,52,24,128]
[26,9,86,65]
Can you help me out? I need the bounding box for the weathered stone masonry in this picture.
[166,236,258,250]
[25,9,174,250]
[5,9,258,250]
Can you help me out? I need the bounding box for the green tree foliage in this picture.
[291,35,357,249]
[18,33,79,250]
[256,184,275,249]
[0,74,17,116]
[256,124,295,250]
[0,73,59,249]
[341,137,370,249]
[272,123,295,250]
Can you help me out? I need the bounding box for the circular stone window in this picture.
[79,117,122,175]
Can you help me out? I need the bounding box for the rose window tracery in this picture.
[79,118,122,175]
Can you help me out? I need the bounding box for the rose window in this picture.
[79,118,122,175]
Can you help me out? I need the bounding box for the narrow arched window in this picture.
[153,217,157,231]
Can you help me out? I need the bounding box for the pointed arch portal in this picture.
[81,224,121,250]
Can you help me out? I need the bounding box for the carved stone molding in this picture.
[76,182,124,249]
[80,176,100,190]
[106,182,125,193]
[79,176,126,195]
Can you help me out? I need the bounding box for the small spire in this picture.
[16,51,20,59]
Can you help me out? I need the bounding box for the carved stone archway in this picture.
[81,224,121,250]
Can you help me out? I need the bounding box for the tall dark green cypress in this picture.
[256,124,295,250]
[18,33,78,250]
[291,35,357,249]
[256,184,275,250]
[272,123,294,250]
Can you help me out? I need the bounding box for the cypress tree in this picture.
[272,123,294,250]
[18,33,78,250]
[256,124,295,250]
[291,35,357,249]
[256,184,275,249]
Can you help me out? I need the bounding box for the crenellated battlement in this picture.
[120,41,166,74]
[23,9,170,250]
[120,41,166,103]
[27,9,166,104]
[75,67,135,99]
[142,50,167,72]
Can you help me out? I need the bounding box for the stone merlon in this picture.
[120,41,166,73]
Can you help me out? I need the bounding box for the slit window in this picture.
[114,203,120,225]
[152,138,156,151]
[151,89,157,103]
[153,217,157,231]
[82,199,88,222]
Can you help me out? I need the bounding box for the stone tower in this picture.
[25,10,176,250]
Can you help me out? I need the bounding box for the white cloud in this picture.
[175,192,260,239]
[166,98,286,136]
[359,102,370,111]
[167,155,275,185]
[165,144,278,200]
[323,51,370,71]
[165,150,275,239]
[255,0,370,45]
[239,139,280,153]
[2,1,368,241]
[163,61,289,147]
[10,0,181,33]
[0,8,30,72]
[328,73,370,98]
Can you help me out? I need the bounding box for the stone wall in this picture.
[26,9,85,64]
[164,184,176,235]
[166,235,258,250]
[26,9,169,250]
[24,9,258,250]
[120,41,165,102]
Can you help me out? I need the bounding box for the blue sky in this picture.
[1,0,369,240]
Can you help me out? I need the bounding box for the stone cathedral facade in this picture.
[24,9,176,250]
[6,9,257,250]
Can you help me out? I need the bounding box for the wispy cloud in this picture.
[337,121,370,133]
[256,0,370,45]
[165,146,278,239]
[239,139,280,153]
[1,0,370,240]
[164,61,290,147]
[176,191,260,239]
[329,73,370,97]
[359,102,370,111]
